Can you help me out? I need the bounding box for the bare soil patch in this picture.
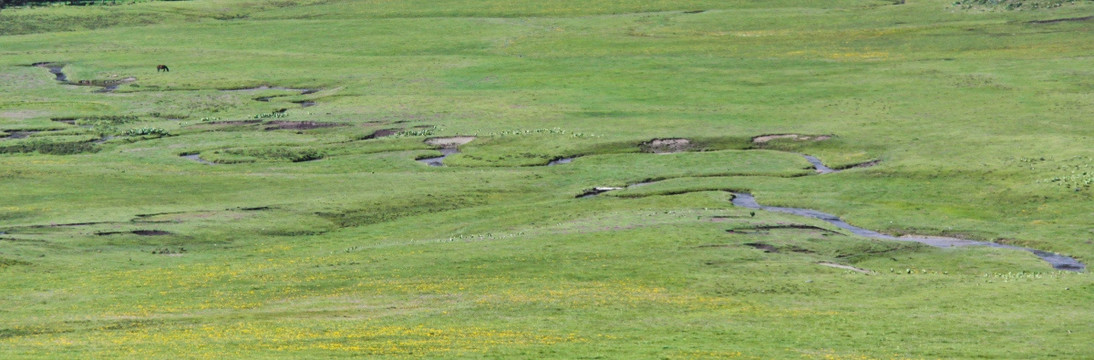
[727,224,841,236]
[201,120,261,126]
[264,121,342,131]
[96,230,171,236]
[362,128,402,139]
[1029,15,1093,24]
[642,138,691,153]
[751,134,832,144]
[743,242,778,253]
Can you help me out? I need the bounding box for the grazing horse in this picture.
[157,65,170,72]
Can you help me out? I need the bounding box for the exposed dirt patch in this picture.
[362,128,402,139]
[743,242,778,253]
[742,242,814,254]
[841,159,881,170]
[751,134,832,144]
[293,100,317,108]
[201,120,262,126]
[51,118,77,125]
[817,262,872,274]
[683,10,705,14]
[1029,15,1093,24]
[264,121,342,131]
[642,138,691,153]
[96,230,171,236]
[425,136,475,148]
[726,224,840,236]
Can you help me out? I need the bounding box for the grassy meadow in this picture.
[1,0,1093,358]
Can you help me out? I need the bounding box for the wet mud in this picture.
[730,192,1085,271]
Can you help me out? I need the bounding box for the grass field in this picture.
[1,0,1093,358]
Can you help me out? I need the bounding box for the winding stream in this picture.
[417,148,459,167]
[730,193,1084,271]
[574,150,1083,271]
[547,157,574,166]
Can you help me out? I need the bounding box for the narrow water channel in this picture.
[730,192,1084,271]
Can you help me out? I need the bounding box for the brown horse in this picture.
[157,65,170,72]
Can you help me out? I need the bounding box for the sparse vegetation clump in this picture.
[123,127,169,137]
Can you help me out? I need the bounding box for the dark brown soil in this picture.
[1029,16,1093,24]
[743,242,778,253]
[264,121,342,130]
[727,224,841,235]
[96,230,171,236]
[742,242,815,254]
[202,120,262,126]
[362,128,403,139]
[132,230,171,236]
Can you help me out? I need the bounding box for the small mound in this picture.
[425,136,475,148]
[642,138,691,153]
[751,134,832,144]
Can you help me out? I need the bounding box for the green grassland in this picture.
[1,0,1093,358]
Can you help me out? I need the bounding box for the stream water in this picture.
[417,148,459,167]
[730,193,1084,271]
[575,151,1083,271]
